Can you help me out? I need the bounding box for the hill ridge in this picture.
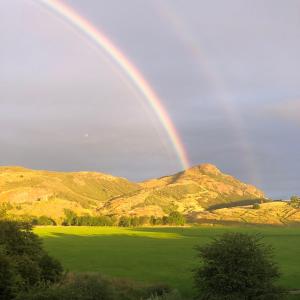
[0,164,266,223]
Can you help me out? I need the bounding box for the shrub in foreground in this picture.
[0,251,16,300]
[146,290,183,300]
[194,233,284,300]
[0,221,63,299]
[19,273,175,300]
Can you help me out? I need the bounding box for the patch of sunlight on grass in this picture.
[34,226,182,239]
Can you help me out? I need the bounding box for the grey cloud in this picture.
[1,0,300,198]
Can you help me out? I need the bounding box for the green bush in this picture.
[252,203,260,209]
[146,290,182,300]
[39,254,63,283]
[19,273,174,300]
[34,216,56,226]
[0,221,63,299]
[0,251,17,300]
[194,233,284,300]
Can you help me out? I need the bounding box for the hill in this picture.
[101,164,264,216]
[192,201,300,226]
[0,166,140,222]
[0,164,267,224]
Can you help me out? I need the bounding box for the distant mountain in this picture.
[0,164,265,224]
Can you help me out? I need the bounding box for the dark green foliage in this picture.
[150,215,157,225]
[167,212,185,226]
[63,209,78,226]
[147,290,183,300]
[0,221,63,299]
[60,210,187,227]
[290,195,300,208]
[118,216,131,227]
[76,215,114,226]
[144,283,172,297]
[18,273,175,300]
[62,210,116,226]
[208,199,268,211]
[17,274,115,300]
[252,203,260,209]
[138,216,150,225]
[39,254,63,283]
[162,216,169,225]
[34,216,56,226]
[130,217,140,227]
[0,251,17,300]
[194,233,284,300]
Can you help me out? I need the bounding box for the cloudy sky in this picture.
[1,0,300,198]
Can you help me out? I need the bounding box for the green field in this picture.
[35,226,300,298]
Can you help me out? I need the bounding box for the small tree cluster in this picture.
[62,210,116,226]
[33,216,56,226]
[118,212,185,227]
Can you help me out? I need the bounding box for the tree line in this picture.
[31,210,186,227]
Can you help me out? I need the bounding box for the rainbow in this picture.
[154,2,260,184]
[34,0,190,170]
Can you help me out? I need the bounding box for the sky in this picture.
[1,0,300,198]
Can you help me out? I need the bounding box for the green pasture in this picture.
[35,226,300,298]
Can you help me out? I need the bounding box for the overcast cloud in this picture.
[1,0,300,198]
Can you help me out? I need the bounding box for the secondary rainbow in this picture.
[35,0,190,170]
[154,2,260,183]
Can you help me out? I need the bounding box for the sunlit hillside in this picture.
[0,164,266,224]
[101,163,264,216]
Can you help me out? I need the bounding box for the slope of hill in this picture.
[4,164,288,224]
[101,164,264,216]
[192,201,300,225]
[0,166,140,221]
[0,164,267,223]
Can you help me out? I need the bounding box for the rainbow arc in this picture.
[35,0,190,170]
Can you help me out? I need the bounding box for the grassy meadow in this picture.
[35,226,300,298]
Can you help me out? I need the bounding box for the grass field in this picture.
[35,226,300,298]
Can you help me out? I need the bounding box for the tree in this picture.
[138,216,150,226]
[63,209,78,226]
[290,195,300,208]
[0,221,63,299]
[118,216,131,227]
[130,217,140,227]
[194,233,283,300]
[168,212,185,226]
[162,216,169,225]
[150,216,157,226]
[36,216,56,226]
[0,250,16,300]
